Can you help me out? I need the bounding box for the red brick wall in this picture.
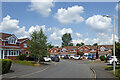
[77,46,91,53]
[8,56,17,60]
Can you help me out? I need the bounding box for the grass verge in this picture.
[88,61,105,63]
[104,66,120,79]
[12,60,36,66]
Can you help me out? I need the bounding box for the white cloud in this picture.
[55,5,84,24]
[28,0,54,17]
[49,32,61,40]
[72,33,118,45]
[0,15,48,38]
[49,28,72,40]
[76,32,83,38]
[0,15,29,38]
[86,15,112,32]
[28,25,46,33]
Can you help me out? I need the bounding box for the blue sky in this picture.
[1,2,119,46]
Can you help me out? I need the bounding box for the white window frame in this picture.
[80,49,83,52]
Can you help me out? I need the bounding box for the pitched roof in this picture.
[63,46,79,50]
[87,46,97,49]
[0,32,13,40]
[98,45,113,49]
[18,38,29,42]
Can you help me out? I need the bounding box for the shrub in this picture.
[18,54,27,60]
[100,55,105,61]
[1,59,12,74]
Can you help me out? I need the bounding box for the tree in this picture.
[62,33,72,47]
[115,42,120,58]
[48,43,54,49]
[28,29,48,63]
[93,43,98,46]
[76,42,85,47]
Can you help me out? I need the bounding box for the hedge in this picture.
[17,54,27,60]
[100,55,106,61]
[0,59,12,74]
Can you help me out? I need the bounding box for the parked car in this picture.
[107,56,119,64]
[88,53,94,59]
[105,56,111,62]
[52,56,60,62]
[43,57,51,62]
[54,57,60,62]
[63,56,69,59]
[73,55,81,60]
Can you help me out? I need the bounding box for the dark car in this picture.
[54,57,60,62]
[63,56,69,59]
[52,56,60,62]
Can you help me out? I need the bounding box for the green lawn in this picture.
[12,60,36,66]
[104,66,120,79]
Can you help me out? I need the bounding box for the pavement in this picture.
[2,59,117,79]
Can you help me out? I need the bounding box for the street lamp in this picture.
[103,15,116,74]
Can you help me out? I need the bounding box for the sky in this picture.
[0,1,119,46]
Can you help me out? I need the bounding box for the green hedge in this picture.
[1,59,12,74]
[17,54,27,60]
[100,55,106,61]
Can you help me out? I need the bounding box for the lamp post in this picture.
[103,15,116,74]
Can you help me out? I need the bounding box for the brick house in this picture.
[0,32,30,60]
[50,45,113,58]
[50,46,79,57]
[98,45,113,56]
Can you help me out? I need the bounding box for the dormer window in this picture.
[100,47,105,51]
[8,37,16,44]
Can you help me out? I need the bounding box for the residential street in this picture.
[3,60,93,78]
[3,59,117,80]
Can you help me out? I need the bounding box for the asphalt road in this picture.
[3,60,93,78]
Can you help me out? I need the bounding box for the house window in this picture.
[73,49,76,52]
[8,38,16,44]
[24,44,27,48]
[92,49,94,51]
[51,50,53,52]
[80,49,83,52]
[100,47,105,51]
[85,49,87,51]
[55,50,56,52]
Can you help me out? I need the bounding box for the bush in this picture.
[18,54,27,60]
[100,55,105,61]
[1,59,12,74]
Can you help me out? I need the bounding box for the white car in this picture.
[107,56,119,64]
[43,57,51,62]
[73,55,81,60]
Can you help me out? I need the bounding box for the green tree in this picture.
[48,43,54,49]
[93,43,98,46]
[62,33,72,47]
[28,29,48,63]
[76,42,85,47]
[115,42,120,58]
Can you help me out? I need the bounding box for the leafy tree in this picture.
[28,29,48,63]
[48,43,54,49]
[62,33,72,47]
[76,42,85,47]
[115,42,120,58]
[69,43,73,46]
[93,43,98,46]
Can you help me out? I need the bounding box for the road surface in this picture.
[3,60,93,78]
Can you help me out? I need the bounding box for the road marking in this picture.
[9,76,17,78]
[90,67,96,79]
